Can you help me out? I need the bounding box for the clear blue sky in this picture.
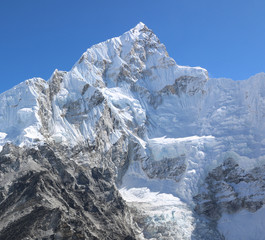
[1,0,265,92]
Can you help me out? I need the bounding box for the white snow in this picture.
[120,187,195,240]
[0,132,7,140]
[218,207,265,240]
[148,135,214,161]
[121,135,218,204]
[0,22,264,239]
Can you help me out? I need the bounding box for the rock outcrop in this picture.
[0,144,137,240]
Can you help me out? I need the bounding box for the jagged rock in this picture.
[0,144,137,240]
[142,155,186,181]
[194,157,265,220]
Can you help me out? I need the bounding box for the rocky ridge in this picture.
[0,143,137,240]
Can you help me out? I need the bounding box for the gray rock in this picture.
[0,144,137,240]
[194,157,265,220]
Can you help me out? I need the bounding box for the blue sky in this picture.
[0,0,265,92]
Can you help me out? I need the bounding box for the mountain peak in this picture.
[128,22,153,36]
[0,23,265,240]
[132,22,147,31]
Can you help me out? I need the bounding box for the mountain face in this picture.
[0,22,265,239]
[0,144,136,240]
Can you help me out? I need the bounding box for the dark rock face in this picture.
[142,155,186,181]
[194,158,265,221]
[0,144,136,240]
[160,76,207,96]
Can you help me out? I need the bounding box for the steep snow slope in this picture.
[0,22,208,148]
[0,78,47,148]
[0,22,265,239]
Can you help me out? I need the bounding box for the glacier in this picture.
[0,22,265,239]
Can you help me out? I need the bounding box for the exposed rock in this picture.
[194,157,265,221]
[142,155,186,181]
[0,144,137,240]
[160,76,207,96]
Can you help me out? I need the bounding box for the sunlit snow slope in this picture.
[0,22,265,239]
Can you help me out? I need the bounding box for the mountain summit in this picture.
[0,23,265,239]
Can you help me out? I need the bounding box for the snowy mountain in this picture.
[0,22,265,239]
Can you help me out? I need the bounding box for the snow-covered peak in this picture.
[72,22,208,94]
[125,22,156,42]
[0,23,263,152]
[0,23,265,240]
[132,21,146,31]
